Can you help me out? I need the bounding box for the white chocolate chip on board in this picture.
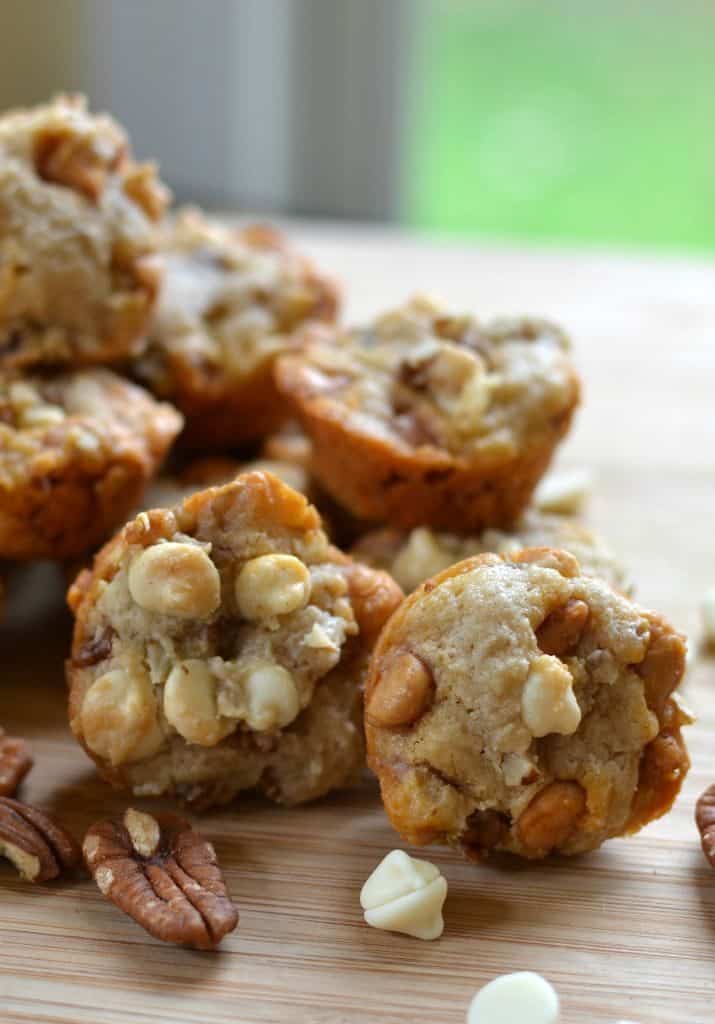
[467,971,560,1023]
[360,850,447,941]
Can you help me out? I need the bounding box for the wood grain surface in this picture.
[1,226,714,1024]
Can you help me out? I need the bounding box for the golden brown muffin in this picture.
[275,297,580,531]
[365,547,689,860]
[67,471,402,809]
[0,369,182,560]
[352,511,631,595]
[0,94,169,369]
[132,209,339,450]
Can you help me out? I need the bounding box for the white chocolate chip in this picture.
[235,553,311,621]
[521,654,581,738]
[467,972,560,1023]
[701,587,715,646]
[163,659,235,746]
[240,660,300,731]
[303,622,339,651]
[128,542,221,619]
[392,528,455,592]
[534,467,592,515]
[20,404,66,430]
[80,668,163,766]
[503,753,538,787]
[360,849,447,941]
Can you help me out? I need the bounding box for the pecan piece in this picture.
[0,728,33,796]
[367,649,435,728]
[83,808,239,950]
[635,613,686,722]
[536,599,590,656]
[510,547,580,578]
[34,128,124,202]
[516,780,586,854]
[0,797,81,882]
[695,784,715,867]
[461,809,510,861]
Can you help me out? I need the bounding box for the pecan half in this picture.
[0,728,33,796]
[0,797,81,882]
[83,808,239,950]
[696,784,715,867]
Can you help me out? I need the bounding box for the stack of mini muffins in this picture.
[1,96,690,863]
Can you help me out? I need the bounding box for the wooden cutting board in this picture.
[1,226,714,1024]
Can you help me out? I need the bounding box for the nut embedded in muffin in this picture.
[0,94,169,369]
[275,296,580,531]
[67,470,403,809]
[131,208,339,450]
[0,369,183,560]
[364,546,690,859]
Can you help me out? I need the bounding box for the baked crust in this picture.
[364,547,689,859]
[275,297,580,530]
[0,369,182,559]
[67,471,402,809]
[132,210,339,449]
[0,94,168,368]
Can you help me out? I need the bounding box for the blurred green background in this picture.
[1,0,713,252]
[406,0,715,250]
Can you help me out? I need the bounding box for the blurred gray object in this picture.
[0,0,408,219]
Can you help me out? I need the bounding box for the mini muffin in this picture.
[67,471,402,809]
[132,209,339,450]
[365,547,690,860]
[0,94,169,369]
[275,297,580,531]
[352,511,630,595]
[0,370,182,559]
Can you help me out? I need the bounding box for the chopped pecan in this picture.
[626,700,690,833]
[0,728,33,796]
[536,599,590,656]
[73,626,115,668]
[461,809,510,861]
[517,780,586,854]
[0,797,81,882]
[83,808,239,950]
[695,784,715,867]
[34,128,124,202]
[367,649,435,728]
[635,613,686,722]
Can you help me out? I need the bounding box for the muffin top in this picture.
[365,547,689,858]
[277,296,579,462]
[133,208,338,395]
[0,94,169,367]
[68,471,402,769]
